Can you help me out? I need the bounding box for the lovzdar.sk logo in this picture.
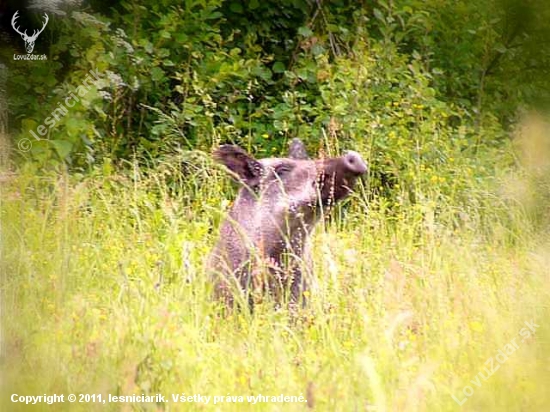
[12,10,49,60]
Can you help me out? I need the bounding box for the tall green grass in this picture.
[1,125,550,411]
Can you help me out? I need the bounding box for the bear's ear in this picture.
[288,138,309,160]
[213,145,264,187]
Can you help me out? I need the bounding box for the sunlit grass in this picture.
[1,140,549,411]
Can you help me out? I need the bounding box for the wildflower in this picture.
[469,321,484,333]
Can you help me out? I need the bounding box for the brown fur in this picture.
[208,139,367,308]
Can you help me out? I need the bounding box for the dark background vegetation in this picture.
[2,0,550,191]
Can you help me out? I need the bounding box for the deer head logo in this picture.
[11,11,49,54]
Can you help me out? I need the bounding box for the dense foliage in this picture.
[4,0,549,168]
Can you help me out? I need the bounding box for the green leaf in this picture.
[50,140,73,159]
[21,118,38,133]
[273,61,285,73]
[373,8,385,22]
[494,43,507,54]
[207,11,223,19]
[139,39,153,53]
[174,33,188,42]
[65,117,83,137]
[151,67,164,82]
[298,26,313,37]
[311,43,325,56]
[229,2,243,13]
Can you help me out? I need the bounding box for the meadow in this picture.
[2,118,549,411]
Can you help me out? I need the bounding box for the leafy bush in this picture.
[3,0,548,205]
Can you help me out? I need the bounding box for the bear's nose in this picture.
[343,151,368,175]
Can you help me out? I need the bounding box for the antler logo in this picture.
[11,11,49,54]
